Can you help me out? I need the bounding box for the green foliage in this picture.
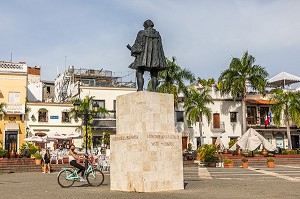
[187,143,193,151]
[267,157,275,162]
[70,96,109,149]
[19,142,39,157]
[0,149,8,158]
[271,91,300,150]
[282,149,297,155]
[218,51,268,100]
[196,144,217,162]
[103,132,111,146]
[0,102,6,115]
[223,158,233,164]
[154,56,195,107]
[242,158,248,163]
[33,153,42,160]
[228,139,237,149]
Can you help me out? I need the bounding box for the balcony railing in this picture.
[4,104,25,114]
[211,122,225,132]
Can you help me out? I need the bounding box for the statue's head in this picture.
[143,20,154,29]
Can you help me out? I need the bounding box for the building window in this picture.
[113,100,116,119]
[176,111,184,122]
[38,108,48,122]
[230,112,237,122]
[61,111,70,123]
[94,100,105,118]
[9,92,20,103]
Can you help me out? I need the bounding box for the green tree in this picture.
[70,96,108,150]
[271,90,300,150]
[218,51,268,134]
[184,87,214,146]
[152,56,195,107]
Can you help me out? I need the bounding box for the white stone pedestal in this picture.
[110,92,184,192]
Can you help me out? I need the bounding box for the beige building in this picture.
[0,61,27,156]
[26,102,81,150]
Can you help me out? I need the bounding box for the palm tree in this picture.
[271,90,300,150]
[152,56,195,107]
[198,78,215,87]
[184,87,214,147]
[70,96,108,150]
[218,51,268,134]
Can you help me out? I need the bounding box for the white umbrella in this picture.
[230,128,276,151]
[65,133,82,139]
[24,136,48,143]
[47,132,68,140]
[267,72,300,87]
[215,136,225,151]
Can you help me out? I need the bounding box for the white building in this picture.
[54,66,137,148]
[26,102,81,150]
[185,85,243,150]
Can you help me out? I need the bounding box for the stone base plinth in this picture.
[116,92,175,135]
[110,132,184,192]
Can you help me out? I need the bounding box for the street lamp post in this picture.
[73,99,99,168]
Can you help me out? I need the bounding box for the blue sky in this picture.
[1,0,300,83]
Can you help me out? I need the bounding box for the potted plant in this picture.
[33,153,42,165]
[267,157,275,168]
[197,144,217,167]
[242,158,248,168]
[0,149,8,158]
[223,158,234,168]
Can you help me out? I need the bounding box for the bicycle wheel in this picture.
[57,170,75,188]
[86,169,104,186]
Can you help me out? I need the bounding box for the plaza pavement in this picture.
[1,166,300,199]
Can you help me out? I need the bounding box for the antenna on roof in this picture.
[65,56,67,71]
[10,53,12,62]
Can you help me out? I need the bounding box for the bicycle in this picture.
[57,155,104,188]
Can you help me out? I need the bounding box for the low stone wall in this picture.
[0,158,35,166]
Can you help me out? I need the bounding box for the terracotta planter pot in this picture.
[267,162,275,168]
[242,162,248,168]
[224,163,234,168]
[35,159,42,165]
[206,162,216,167]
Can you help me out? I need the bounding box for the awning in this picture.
[267,72,300,87]
[246,99,276,105]
[5,123,19,131]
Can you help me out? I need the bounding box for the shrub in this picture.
[196,144,217,162]
[242,158,248,163]
[267,157,275,162]
[223,158,233,164]
[228,140,237,149]
[187,143,193,151]
[19,142,39,158]
[33,153,42,160]
[0,149,8,158]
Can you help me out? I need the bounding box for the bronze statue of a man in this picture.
[127,19,167,92]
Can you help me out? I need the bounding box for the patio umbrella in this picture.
[65,133,82,139]
[215,136,225,151]
[47,132,68,140]
[267,72,300,87]
[230,128,276,151]
[24,136,48,143]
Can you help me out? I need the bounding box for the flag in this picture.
[268,112,272,123]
